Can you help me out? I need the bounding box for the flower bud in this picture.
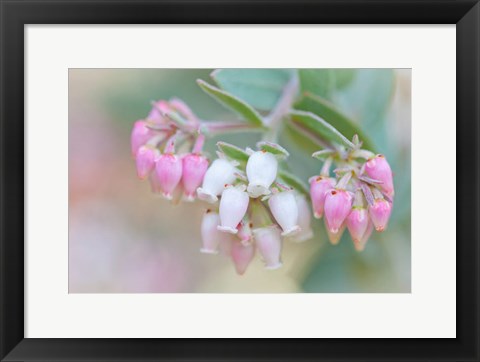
[310,176,336,219]
[246,151,278,198]
[346,207,369,243]
[131,120,153,157]
[200,210,222,254]
[197,159,236,203]
[364,154,394,197]
[135,146,159,180]
[182,153,209,201]
[217,185,249,234]
[268,191,300,236]
[155,153,183,200]
[324,189,353,233]
[149,169,162,195]
[368,198,392,232]
[231,241,255,275]
[354,221,373,252]
[253,225,282,270]
[325,220,345,245]
[289,194,314,242]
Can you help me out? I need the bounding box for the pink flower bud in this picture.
[268,191,300,236]
[354,221,373,252]
[364,154,394,197]
[131,120,153,157]
[148,100,170,123]
[325,219,345,245]
[368,198,392,232]
[155,153,183,200]
[135,146,159,180]
[346,207,369,243]
[200,210,222,254]
[253,225,282,270]
[324,189,353,233]
[310,176,336,219]
[231,241,255,275]
[246,151,278,198]
[149,169,162,195]
[217,185,249,234]
[182,153,209,201]
[197,159,236,203]
[289,194,313,242]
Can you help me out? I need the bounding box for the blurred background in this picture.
[69,69,411,293]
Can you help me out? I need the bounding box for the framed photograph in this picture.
[1,1,478,361]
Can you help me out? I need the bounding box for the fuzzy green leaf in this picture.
[298,69,335,100]
[289,110,354,149]
[312,149,335,160]
[197,79,264,127]
[217,141,250,165]
[295,92,375,151]
[211,69,292,111]
[257,141,290,158]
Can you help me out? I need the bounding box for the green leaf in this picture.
[289,110,354,149]
[312,149,334,160]
[278,170,309,196]
[332,69,356,89]
[257,141,289,158]
[333,69,394,152]
[197,79,264,127]
[298,69,335,100]
[281,121,321,155]
[216,141,250,165]
[295,92,375,151]
[211,69,293,111]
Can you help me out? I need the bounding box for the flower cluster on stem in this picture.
[309,139,394,251]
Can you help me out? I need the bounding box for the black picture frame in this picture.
[1,1,479,361]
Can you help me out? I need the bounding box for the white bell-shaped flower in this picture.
[253,225,282,270]
[217,185,249,234]
[197,158,236,203]
[268,190,300,236]
[289,194,313,242]
[200,210,223,254]
[246,151,278,198]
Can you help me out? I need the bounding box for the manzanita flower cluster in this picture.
[195,144,315,274]
[309,137,394,251]
[130,72,395,275]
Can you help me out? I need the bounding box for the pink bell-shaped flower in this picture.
[182,153,209,201]
[200,210,223,254]
[135,146,159,180]
[149,169,162,195]
[354,221,374,252]
[368,198,392,232]
[231,241,255,275]
[346,207,369,243]
[217,185,249,234]
[324,189,353,233]
[253,225,283,270]
[197,159,236,203]
[310,176,336,219]
[364,154,394,197]
[246,151,278,198]
[131,120,153,157]
[155,153,183,200]
[268,190,300,236]
[325,219,345,245]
